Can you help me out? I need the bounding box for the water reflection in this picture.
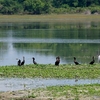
[0,38,100,43]
[0,78,100,92]
[0,22,100,66]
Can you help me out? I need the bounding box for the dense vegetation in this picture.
[0,0,100,14]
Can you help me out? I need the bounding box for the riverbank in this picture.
[0,14,100,23]
[0,84,100,100]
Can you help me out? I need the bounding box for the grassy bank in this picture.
[0,14,100,23]
[1,83,100,100]
[0,64,100,78]
[26,84,100,100]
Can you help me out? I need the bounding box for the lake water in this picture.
[0,21,100,66]
[0,78,100,92]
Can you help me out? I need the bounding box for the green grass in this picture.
[45,84,100,97]
[16,84,100,100]
[49,84,100,98]
[0,64,100,78]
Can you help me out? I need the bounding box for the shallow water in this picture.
[0,78,100,92]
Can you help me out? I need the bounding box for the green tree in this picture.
[0,0,23,14]
[24,0,45,14]
[67,0,78,7]
[42,0,52,13]
[52,0,63,8]
[78,0,87,7]
[0,0,100,14]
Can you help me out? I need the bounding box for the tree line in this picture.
[0,0,100,14]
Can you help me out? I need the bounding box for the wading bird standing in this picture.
[74,57,80,65]
[55,56,60,66]
[89,56,95,65]
[21,56,25,65]
[17,59,21,66]
[32,57,37,64]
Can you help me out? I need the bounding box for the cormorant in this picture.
[55,56,60,66]
[89,56,95,65]
[17,59,21,66]
[74,57,80,65]
[21,57,25,65]
[32,57,37,64]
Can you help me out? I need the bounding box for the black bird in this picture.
[17,59,21,66]
[89,56,95,65]
[74,57,80,65]
[21,56,25,65]
[55,56,60,66]
[32,57,37,64]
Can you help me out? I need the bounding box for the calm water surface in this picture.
[0,22,100,66]
[0,78,100,91]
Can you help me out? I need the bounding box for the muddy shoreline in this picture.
[0,89,100,100]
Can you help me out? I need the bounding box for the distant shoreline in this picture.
[0,14,100,23]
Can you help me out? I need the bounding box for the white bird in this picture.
[98,55,100,63]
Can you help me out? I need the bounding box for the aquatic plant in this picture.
[27,93,36,98]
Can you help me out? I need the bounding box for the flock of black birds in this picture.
[17,57,37,66]
[17,56,95,66]
[17,57,25,66]
[74,56,95,65]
